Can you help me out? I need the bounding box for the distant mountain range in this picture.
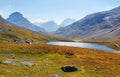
[7,12,44,32]
[5,5,120,40]
[38,21,59,32]
[6,12,77,32]
[33,18,76,32]
[55,6,120,40]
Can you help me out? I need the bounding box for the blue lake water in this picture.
[47,42,116,52]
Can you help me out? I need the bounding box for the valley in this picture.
[0,2,120,77]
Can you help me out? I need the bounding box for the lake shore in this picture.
[47,41,116,52]
[74,40,120,51]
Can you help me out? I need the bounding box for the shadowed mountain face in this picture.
[55,6,120,39]
[7,12,44,32]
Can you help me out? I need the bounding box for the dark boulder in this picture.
[61,66,78,72]
[65,52,74,56]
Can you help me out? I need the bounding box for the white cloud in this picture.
[55,19,63,25]
[30,18,62,25]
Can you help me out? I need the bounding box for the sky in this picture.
[0,0,120,24]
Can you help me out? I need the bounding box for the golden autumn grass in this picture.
[0,24,49,43]
[0,42,120,77]
[0,25,69,43]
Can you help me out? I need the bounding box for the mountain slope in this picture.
[0,15,11,25]
[0,15,50,43]
[55,6,120,39]
[7,12,44,32]
[59,18,76,27]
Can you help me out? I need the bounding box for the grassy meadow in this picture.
[0,42,120,77]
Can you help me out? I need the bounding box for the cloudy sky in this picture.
[0,0,120,24]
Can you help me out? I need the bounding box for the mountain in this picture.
[7,12,44,32]
[0,15,51,43]
[33,18,76,32]
[39,21,59,32]
[59,18,76,27]
[0,15,11,25]
[55,6,120,39]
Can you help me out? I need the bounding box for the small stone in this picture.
[108,57,112,60]
[5,70,11,73]
[21,61,37,67]
[46,58,49,60]
[10,54,15,59]
[96,66,101,69]
[0,60,16,65]
[45,63,49,66]
[49,74,62,77]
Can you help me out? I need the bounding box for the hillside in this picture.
[0,15,51,43]
[55,6,120,40]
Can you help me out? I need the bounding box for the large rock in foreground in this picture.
[61,65,78,72]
